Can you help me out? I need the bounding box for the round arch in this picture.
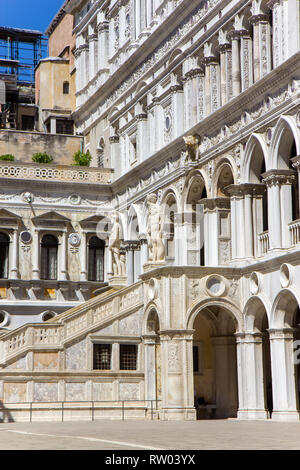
[142,300,163,335]
[186,296,243,332]
[182,169,209,208]
[243,294,271,332]
[270,288,300,329]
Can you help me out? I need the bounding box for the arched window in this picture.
[88,236,105,281]
[0,232,9,279]
[63,81,69,94]
[41,234,58,280]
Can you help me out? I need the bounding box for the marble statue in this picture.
[146,193,165,262]
[109,211,122,275]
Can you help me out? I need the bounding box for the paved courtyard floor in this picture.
[0,419,300,450]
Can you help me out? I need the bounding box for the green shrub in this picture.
[0,154,15,161]
[32,152,53,164]
[72,150,92,167]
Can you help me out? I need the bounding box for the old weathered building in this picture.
[1,0,300,422]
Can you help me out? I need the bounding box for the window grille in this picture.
[120,344,137,370]
[93,344,112,370]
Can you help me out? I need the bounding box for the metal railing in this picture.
[0,400,161,423]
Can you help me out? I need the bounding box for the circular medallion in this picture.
[69,233,81,247]
[280,263,293,288]
[69,194,81,205]
[206,275,226,297]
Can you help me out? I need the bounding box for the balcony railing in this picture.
[258,230,269,255]
[289,219,300,246]
[0,161,113,185]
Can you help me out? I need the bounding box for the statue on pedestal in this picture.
[109,211,122,276]
[146,193,165,262]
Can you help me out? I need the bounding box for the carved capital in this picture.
[261,170,295,187]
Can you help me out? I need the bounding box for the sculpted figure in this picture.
[109,211,122,275]
[183,134,200,161]
[120,251,127,276]
[146,193,165,262]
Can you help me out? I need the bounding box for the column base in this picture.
[143,261,166,273]
[108,276,128,287]
[237,409,269,420]
[159,407,196,421]
[271,410,300,422]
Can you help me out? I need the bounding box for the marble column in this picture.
[109,135,120,177]
[60,231,68,281]
[203,54,221,116]
[170,84,184,138]
[80,232,88,281]
[183,69,203,130]
[240,30,253,91]
[262,170,295,250]
[10,228,19,280]
[136,113,148,162]
[32,229,40,280]
[269,328,299,421]
[236,333,268,419]
[218,43,232,105]
[250,13,272,81]
[229,31,241,97]
[97,21,109,72]
[88,31,98,80]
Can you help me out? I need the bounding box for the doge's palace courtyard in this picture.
[0,420,299,450]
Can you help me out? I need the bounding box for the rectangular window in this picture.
[93,344,112,370]
[56,119,74,135]
[120,344,137,370]
[193,345,199,372]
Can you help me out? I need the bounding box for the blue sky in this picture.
[0,0,64,33]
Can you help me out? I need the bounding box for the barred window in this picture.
[120,344,137,370]
[93,344,112,370]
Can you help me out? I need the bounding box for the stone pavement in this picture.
[0,419,300,450]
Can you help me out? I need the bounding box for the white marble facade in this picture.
[1,0,300,422]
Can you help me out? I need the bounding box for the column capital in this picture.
[199,197,231,211]
[235,331,263,343]
[268,328,296,340]
[97,21,109,33]
[109,135,119,143]
[217,43,232,53]
[261,169,295,187]
[159,329,195,341]
[224,183,266,198]
[249,13,270,25]
[183,69,204,81]
[291,155,300,171]
[88,33,98,42]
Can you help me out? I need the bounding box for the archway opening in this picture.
[164,194,177,263]
[261,313,273,417]
[192,306,238,419]
[216,163,234,197]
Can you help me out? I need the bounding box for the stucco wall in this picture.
[0,130,82,165]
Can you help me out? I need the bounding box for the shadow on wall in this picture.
[0,401,14,423]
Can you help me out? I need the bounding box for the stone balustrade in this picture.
[258,231,269,255]
[289,219,300,246]
[0,281,144,365]
[0,161,113,185]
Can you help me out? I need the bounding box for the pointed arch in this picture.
[269,116,300,170]
[242,133,269,183]
[212,157,236,198]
